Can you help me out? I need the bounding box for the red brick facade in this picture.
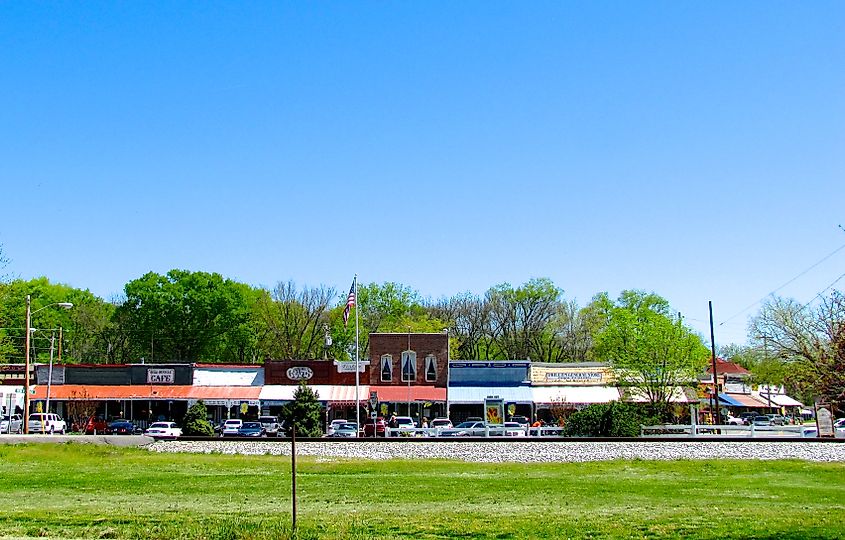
[264,360,364,386]
[368,333,449,387]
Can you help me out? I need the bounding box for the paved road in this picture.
[0,434,155,447]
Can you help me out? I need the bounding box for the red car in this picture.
[363,417,386,437]
[85,416,108,435]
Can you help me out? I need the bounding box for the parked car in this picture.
[238,421,265,437]
[438,421,485,437]
[833,418,845,429]
[752,416,772,426]
[0,414,22,434]
[106,419,138,435]
[330,422,359,438]
[259,416,283,437]
[503,422,525,436]
[509,415,530,427]
[221,419,243,437]
[27,413,67,434]
[767,414,787,426]
[392,416,416,436]
[144,421,182,439]
[739,412,758,425]
[326,418,349,437]
[429,418,453,431]
[85,416,108,435]
[726,415,745,426]
[363,417,387,437]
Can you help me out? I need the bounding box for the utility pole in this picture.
[709,301,720,425]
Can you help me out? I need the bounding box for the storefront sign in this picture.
[334,361,368,373]
[147,368,175,384]
[531,365,613,386]
[286,366,314,381]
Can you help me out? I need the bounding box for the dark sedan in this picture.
[106,419,138,435]
[237,422,266,437]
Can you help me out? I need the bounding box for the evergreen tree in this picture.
[182,400,214,436]
[281,383,323,437]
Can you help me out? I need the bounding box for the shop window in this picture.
[401,350,417,382]
[425,355,437,382]
[381,355,393,382]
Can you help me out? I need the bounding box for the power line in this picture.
[719,240,845,326]
[799,271,845,311]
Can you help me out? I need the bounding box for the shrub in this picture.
[563,402,654,437]
[182,401,214,436]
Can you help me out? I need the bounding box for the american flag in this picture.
[343,279,356,326]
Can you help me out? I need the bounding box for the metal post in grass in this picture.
[291,424,297,535]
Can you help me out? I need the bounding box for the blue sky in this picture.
[2,2,844,346]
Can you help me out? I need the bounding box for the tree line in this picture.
[0,267,842,409]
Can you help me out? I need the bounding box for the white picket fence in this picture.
[640,423,819,438]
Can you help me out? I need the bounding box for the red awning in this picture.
[368,385,446,402]
[31,385,261,401]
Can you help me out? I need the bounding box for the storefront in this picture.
[448,361,533,422]
[262,360,369,424]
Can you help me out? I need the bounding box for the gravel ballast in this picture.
[149,440,845,463]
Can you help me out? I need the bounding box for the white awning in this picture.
[447,386,533,404]
[259,385,369,404]
[624,387,695,404]
[532,386,620,405]
[757,393,803,407]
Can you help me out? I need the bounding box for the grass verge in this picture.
[0,443,842,539]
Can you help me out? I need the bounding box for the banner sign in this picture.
[484,396,504,426]
[147,368,175,384]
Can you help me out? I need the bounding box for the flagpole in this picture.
[354,274,360,432]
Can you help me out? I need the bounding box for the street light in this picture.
[23,295,73,433]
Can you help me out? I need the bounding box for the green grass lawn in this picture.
[0,443,843,539]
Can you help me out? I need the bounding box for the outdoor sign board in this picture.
[484,396,504,426]
[816,406,834,437]
[286,367,314,381]
[530,365,613,386]
[146,368,175,384]
[334,361,368,373]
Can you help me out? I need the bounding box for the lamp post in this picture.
[23,296,73,433]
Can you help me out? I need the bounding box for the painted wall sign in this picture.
[147,368,175,384]
[530,365,613,386]
[286,366,314,381]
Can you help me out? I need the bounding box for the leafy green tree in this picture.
[751,291,845,407]
[593,290,709,420]
[487,278,563,361]
[281,383,324,437]
[117,270,257,363]
[182,401,214,436]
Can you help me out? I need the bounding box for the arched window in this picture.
[425,355,437,382]
[401,350,417,382]
[380,355,393,382]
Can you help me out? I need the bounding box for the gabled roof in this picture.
[706,358,750,376]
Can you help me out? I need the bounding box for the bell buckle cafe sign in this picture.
[147,368,175,384]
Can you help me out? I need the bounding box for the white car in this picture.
[1,414,23,434]
[27,413,67,434]
[326,419,349,437]
[221,419,243,437]
[144,422,182,439]
[503,422,526,436]
[393,416,417,436]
